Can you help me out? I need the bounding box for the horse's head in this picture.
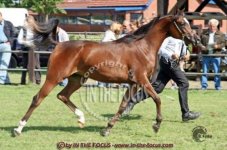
[169,9,201,46]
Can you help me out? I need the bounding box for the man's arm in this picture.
[214,33,225,49]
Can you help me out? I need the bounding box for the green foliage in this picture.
[23,0,65,14]
[22,0,65,21]
[0,0,14,7]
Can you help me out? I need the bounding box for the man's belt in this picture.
[160,56,178,68]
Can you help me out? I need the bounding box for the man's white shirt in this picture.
[159,36,187,60]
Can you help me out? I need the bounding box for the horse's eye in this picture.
[181,22,186,26]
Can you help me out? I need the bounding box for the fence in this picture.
[0,32,227,84]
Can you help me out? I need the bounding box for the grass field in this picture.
[0,73,227,150]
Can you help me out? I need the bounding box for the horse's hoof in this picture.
[100,128,110,137]
[12,128,21,137]
[78,121,85,128]
[152,124,160,133]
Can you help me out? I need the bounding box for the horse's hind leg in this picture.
[13,79,58,136]
[101,84,139,136]
[57,74,86,128]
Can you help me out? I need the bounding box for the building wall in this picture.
[58,0,226,33]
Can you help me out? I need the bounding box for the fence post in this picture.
[28,48,35,83]
[196,53,201,81]
[85,32,87,39]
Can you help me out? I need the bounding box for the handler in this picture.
[123,36,201,121]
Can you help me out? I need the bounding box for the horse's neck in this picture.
[145,17,173,52]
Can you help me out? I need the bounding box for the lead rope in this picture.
[177,35,185,65]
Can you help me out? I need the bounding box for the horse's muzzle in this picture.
[193,34,201,46]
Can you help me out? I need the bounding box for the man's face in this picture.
[209,23,218,33]
[123,21,132,33]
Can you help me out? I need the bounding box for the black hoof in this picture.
[11,129,21,137]
[100,128,110,137]
[152,124,160,133]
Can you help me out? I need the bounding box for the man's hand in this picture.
[181,55,189,61]
[197,44,207,51]
[171,53,179,60]
[213,44,219,49]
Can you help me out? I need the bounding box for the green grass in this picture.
[0,73,227,150]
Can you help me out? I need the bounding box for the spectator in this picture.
[200,19,225,90]
[55,26,70,86]
[0,11,15,85]
[140,18,150,26]
[130,20,139,32]
[17,16,41,85]
[98,22,122,87]
[123,36,201,122]
[120,20,133,38]
[102,22,122,42]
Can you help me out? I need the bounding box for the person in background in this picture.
[140,18,150,26]
[120,20,133,38]
[0,12,15,85]
[130,20,139,32]
[55,26,70,86]
[102,22,122,42]
[200,19,225,90]
[123,36,201,122]
[97,22,122,87]
[17,16,41,85]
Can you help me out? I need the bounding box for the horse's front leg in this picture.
[139,75,162,133]
[100,84,139,136]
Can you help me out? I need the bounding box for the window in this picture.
[115,14,124,23]
[131,13,143,21]
[91,15,105,25]
[104,15,113,25]
[77,16,90,25]
[56,17,69,24]
[68,16,77,24]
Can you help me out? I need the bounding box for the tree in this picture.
[22,0,66,22]
[0,0,14,7]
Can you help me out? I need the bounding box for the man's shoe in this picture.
[201,87,207,90]
[215,87,221,91]
[122,102,136,116]
[182,111,201,122]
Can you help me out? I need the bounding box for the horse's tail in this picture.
[32,18,59,45]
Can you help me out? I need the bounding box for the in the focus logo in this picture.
[79,86,127,121]
[192,126,212,142]
[78,60,130,121]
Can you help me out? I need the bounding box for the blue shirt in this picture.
[0,20,8,42]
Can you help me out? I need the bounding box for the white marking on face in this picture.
[183,18,190,25]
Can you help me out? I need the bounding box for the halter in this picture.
[172,21,187,64]
[173,20,186,41]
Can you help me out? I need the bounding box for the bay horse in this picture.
[13,10,200,137]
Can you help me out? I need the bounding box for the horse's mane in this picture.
[115,16,160,43]
[32,18,59,45]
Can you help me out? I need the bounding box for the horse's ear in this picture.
[177,9,185,16]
